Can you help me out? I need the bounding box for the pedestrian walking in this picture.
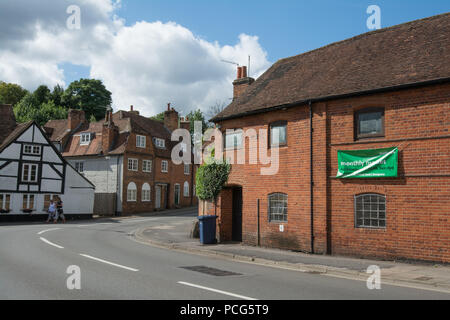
[46,200,56,223]
[54,196,66,223]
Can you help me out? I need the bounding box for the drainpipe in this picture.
[309,100,314,254]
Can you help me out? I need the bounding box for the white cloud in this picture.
[0,0,270,116]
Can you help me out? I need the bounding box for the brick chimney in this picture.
[233,65,254,100]
[129,105,140,115]
[0,104,17,141]
[164,103,179,132]
[102,109,118,154]
[180,116,190,131]
[68,109,86,131]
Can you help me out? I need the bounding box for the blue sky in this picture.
[116,0,450,61]
[1,0,449,116]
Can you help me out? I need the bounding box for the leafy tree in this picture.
[13,93,39,123]
[186,109,209,135]
[13,94,67,126]
[150,111,165,122]
[0,81,29,106]
[50,84,64,107]
[196,158,231,215]
[89,114,97,122]
[62,79,112,120]
[205,100,227,123]
[33,85,51,105]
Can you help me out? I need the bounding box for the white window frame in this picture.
[128,158,138,171]
[22,163,38,182]
[127,182,137,202]
[23,144,41,155]
[142,160,152,173]
[74,161,84,173]
[154,137,165,149]
[0,194,11,211]
[183,181,189,197]
[80,133,91,145]
[142,183,151,202]
[184,163,190,175]
[23,194,35,210]
[161,160,168,173]
[136,135,146,148]
[225,129,243,149]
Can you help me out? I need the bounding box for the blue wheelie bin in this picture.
[198,215,218,244]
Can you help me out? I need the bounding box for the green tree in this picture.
[186,109,209,135]
[196,158,231,215]
[89,114,97,122]
[50,84,64,107]
[62,79,112,120]
[33,85,51,105]
[150,111,165,122]
[0,81,29,106]
[13,93,39,123]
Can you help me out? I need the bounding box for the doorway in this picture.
[232,187,243,242]
[155,186,161,209]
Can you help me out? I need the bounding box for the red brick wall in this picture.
[122,132,198,215]
[205,82,450,262]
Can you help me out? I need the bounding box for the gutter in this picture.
[309,101,314,254]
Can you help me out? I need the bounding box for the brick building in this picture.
[201,13,450,263]
[45,105,197,215]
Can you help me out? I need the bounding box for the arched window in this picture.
[142,183,151,202]
[183,181,189,197]
[127,182,137,202]
[268,193,288,222]
[355,194,386,228]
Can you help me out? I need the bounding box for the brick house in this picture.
[45,105,197,215]
[201,13,450,263]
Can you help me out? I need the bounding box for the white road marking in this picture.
[37,228,60,235]
[39,237,64,249]
[79,254,139,272]
[177,281,257,300]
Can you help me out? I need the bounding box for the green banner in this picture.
[337,147,398,178]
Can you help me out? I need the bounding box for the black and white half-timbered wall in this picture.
[0,113,94,218]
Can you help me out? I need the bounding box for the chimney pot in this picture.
[237,66,242,79]
[167,103,171,111]
[242,66,247,78]
[130,105,133,111]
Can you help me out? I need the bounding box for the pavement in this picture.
[133,207,450,294]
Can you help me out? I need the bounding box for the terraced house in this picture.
[45,105,197,215]
[202,13,450,263]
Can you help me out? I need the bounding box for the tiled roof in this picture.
[213,13,450,121]
[0,121,33,152]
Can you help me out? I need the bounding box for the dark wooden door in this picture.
[232,187,243,242]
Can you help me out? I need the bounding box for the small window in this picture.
[128,158,138,171]
[143,160,152,173]
[355,194,386,228]
[24,144,41,155]
[22,163,38,182]
[355,108,384,139]
[154,138,165,149]
[268,193,288,222]
[161,160,168,173]
[75,162,84,173]
[142,183,151,202]
[270,121,287,147]
[136,135,146,148]
[22,194,35,210]
[127,182,137,202]
[183,181,189,197]
[225,130,243,149]
[184,163,190,175]
[80,133,91,145]
[0,194,11,212]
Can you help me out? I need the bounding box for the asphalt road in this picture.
[1,208,449,300]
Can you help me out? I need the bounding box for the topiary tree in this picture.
[196,157,231,216]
